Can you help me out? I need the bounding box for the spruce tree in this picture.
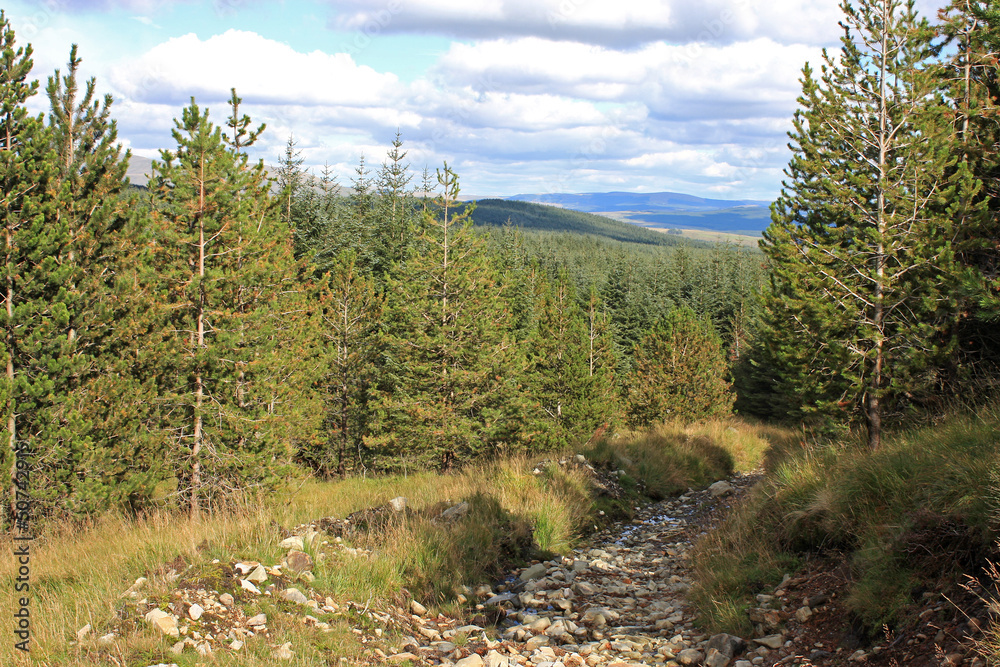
[524,270,616,450]
[371,164,515,470]
[934,1,1000,388]
[761,0,963,447]
[624,308,733,427]
[309,251,383,477]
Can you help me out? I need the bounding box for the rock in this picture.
[279,535,304,550]
[285,550,314,573]
[246,564,268,583]
[806,593,829,608]
[230,639,244,650]
[280,588,309,605]
[170,641,185,654]
[520,562,548,581]
[484,592,518,607]
[76,624,92,640]
[188,603,204,621]
[246,613,267,627]
[794,606,812,622]
[439,501,470,522]
[240,579,261,595]
[849,649,868,662]
[410,599,428,616]
[456,654,485,667]
[485,649,512,667]
[753,635,784,650]
[705,649,731,667]
[388,496,407,512]
[942,654,965,667]
[195,641,212,656]
[388,653,419,663]
[677,648,705,665]
[144,609,179,637]
[274,642,294,659]
[528,616,552,632]
[219,593,235,607]
[706,633,745,659]
[709,481,734,498]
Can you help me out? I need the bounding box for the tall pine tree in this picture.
[761,0,964,447]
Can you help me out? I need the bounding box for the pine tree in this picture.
[39,44,140,514]
[149,98,306,517]
[371,164,515,470]
[0,10,58,524]
[761,0,963,447]
[624,308,733,427]
[934,1,1000,387]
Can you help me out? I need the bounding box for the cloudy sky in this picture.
[4,0,946,199]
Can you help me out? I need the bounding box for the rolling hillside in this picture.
[465,198,692,246]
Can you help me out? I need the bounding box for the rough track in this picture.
[382,472,767,667]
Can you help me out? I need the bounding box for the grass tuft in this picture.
[691,406,1000,637]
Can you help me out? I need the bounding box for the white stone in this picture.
[281,588,309,605]
[240,579,261,594]
[279,536,304,550]
[144,609,179,637]
[246,613,267,627]
[188,604,204,621]
[410,599,428,616]
[274,642,294,659]
[456,654,485,667]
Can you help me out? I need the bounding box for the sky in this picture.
[3,0,947,200]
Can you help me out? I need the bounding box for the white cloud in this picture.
[327,0,851,48]
[109,30,401,106]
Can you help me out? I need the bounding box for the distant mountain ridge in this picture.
[506,191,773,235]
[507,191,769,213]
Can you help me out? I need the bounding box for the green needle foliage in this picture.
[761,0,968,446]
[624,307,733,426]
[372,164,518,470]
[148,97,308,518]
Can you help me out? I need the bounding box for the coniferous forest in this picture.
[3,0,1000,528]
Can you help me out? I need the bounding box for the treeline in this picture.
[0,13,762,524]
[738,0,1000,446]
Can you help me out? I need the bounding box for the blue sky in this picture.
[3,0,946,199]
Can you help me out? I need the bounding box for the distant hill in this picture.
[507,191,769,213]
[465,199,690,247]
[125,155,154,187]
[506,191,773,236]
[626,206,772,236]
